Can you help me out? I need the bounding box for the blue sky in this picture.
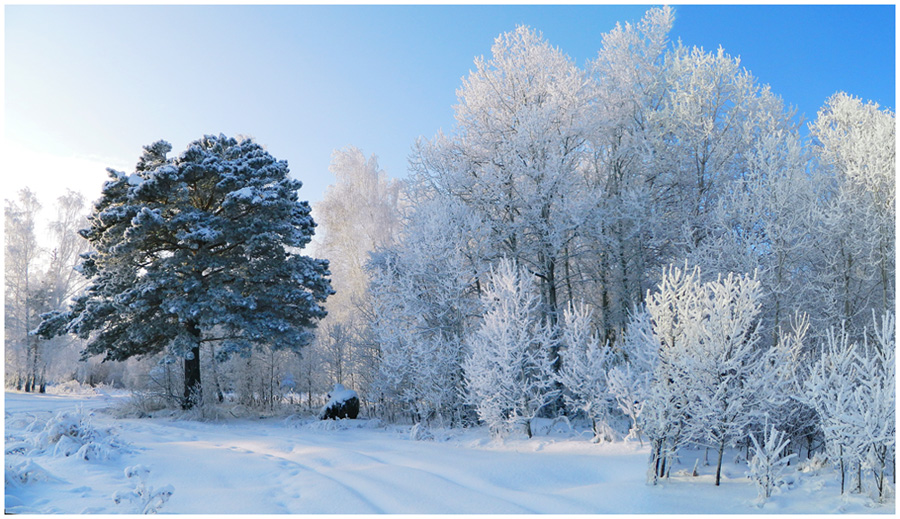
[4,4,895,206]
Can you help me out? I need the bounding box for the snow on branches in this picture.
[463,259,557,439]
[36,135,333,409]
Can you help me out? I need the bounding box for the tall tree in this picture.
[38,135,332,408]
[581,6,674,343]
[808,93,895,338]
[412,25,593,353]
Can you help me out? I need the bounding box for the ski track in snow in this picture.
[4,391,895,514]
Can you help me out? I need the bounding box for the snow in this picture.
[228,186,257,203]
[4,391,895,514]
[325,383,356,405]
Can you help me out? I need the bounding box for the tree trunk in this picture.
[652,440,663,484]
[839,445,845,494]
[182,321,202,409]
[856,461,862,494]
[659,443,669,478]
[715,438,726,486]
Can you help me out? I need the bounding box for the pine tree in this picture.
[37,135,332,408]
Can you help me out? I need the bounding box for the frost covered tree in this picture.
[45,190,91,312]
[5,189,44,391]
[411,24,593,358]
[852,314,895,501]
[804,312,895,500]
[6,189,98,390]
[37,135,332,408]
[808,93,895,338]
[368,192,482,424]
[803,324,862,494]
[580,6,674,343]
[36,190,93,387]
[640,265,704,483]
[607,308,658,444]
[748,424,796,502]
[641,265,786,485]
[556,302,614,441]
[685,271,778,487]
[463,258,557,438]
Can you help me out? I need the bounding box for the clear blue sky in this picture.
[5,4,895,206]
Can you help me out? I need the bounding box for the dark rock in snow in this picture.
[319,384,359,420]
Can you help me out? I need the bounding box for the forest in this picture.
[5,7,895,505]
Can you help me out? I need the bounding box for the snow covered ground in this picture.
[4,390,894,514]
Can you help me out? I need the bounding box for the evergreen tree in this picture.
[37,134,332,408]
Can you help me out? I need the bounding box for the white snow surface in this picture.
[4,391,894,514]
[325,383,357,405]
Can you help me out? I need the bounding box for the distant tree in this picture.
[5,188,44,391]
[312,147,401,395]
[37,135,332,408]
[45,190,91,311]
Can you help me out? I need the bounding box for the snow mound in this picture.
[325,383,357,405]
[5,458,61,487]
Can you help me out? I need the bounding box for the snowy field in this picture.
[5,390,894,514]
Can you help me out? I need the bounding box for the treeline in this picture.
[308,7,894,499]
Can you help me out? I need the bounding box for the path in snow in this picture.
[4,391,894,514]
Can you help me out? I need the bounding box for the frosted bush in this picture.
[410,422,434,441]
[748,425,797,502]
[797,452,829,474]
[113,465,174,514]
[300,417,384,432]
[28,406,128,461]
[46,380,100,396]
[110,390,171,418]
